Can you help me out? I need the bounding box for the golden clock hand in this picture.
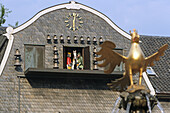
[73,13,76,31]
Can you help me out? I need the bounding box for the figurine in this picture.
[77,52,83,70]
[67,52,72,69]
[72,50,77,70]
[96,29,168,92]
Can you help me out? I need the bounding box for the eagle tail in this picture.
[107,72,130,92]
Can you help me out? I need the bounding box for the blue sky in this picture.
[1,0,170,36]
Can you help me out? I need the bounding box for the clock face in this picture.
[65,13,83,31]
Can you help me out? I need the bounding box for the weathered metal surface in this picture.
[118,90,157,113]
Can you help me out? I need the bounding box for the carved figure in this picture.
[96,29,168,92]
[67,52,72,69]
[72,50,78,70]
[77,52,83,70]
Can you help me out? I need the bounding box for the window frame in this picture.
[24,44,45,71]
[63,46,90,70]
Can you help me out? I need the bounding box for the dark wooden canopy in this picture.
[24,68,123,79]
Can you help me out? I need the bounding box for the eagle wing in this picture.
[145,44,168,68]
[96,41,127,74]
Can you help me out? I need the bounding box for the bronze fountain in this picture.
[96,29,168,113]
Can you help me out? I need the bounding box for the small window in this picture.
[63,46,90,70]
[25,45,45,70]
[146,67,157,76]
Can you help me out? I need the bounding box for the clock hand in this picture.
[73,13,76,31]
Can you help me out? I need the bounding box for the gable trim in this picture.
[12,1,131,39]
[0,27,14,76]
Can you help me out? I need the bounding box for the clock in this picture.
[65,13,83,31]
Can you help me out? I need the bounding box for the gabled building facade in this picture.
[0,1,169,112]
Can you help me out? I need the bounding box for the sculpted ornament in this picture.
[96,29,168,92]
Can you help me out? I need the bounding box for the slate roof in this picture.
[140,35,170,93]
[0,27,6,34]
[0,27,8,64]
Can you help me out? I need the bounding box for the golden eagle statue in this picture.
[96,29,168,92]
